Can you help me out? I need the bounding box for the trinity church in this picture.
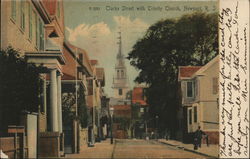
[110,31,131,105]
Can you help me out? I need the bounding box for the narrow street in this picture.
[66,139,208,159]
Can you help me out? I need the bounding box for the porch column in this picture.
[50,69,59,132]
[57,73,63,133]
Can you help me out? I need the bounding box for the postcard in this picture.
[0,0,249,159]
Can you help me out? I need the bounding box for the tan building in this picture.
[86,60,106,144]
[61,42,92,153]
[178,56,219,144]
[1,0,66,158]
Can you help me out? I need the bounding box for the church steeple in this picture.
[112,28,129,99]
[116,31,123,60]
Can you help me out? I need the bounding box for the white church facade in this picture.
[111,31,131,105]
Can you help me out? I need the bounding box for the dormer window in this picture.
[186,81,194,98]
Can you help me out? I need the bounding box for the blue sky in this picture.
[64,0,218,97]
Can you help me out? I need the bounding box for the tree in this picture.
[127,12,218,136]
[78,85,88,128]
[62,85,88,128]
[62,92,77,125]
[0,47,43,132]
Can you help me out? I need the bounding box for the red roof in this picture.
[179,66,202,79]
[90,60,98,66]
[113,105,131,118]
[113,105,131,110]
[96,68,104,80]
[42,0,57,15]
[61,45,78,80]
[65,42,93,76]
[132,87,147,106]
[62,73,76,80]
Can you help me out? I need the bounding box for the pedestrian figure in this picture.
[165,130,170,140]
[193,126,206,150]
[193,137,198,150]
[206,134,209,147]
[151,132,154,139]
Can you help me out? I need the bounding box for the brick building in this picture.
[131,85,149,139]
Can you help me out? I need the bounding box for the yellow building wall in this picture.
[1,1,39,54]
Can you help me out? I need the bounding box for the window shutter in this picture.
[194,107,197,123]
[11,1,16,21]
[57,1,61,18]
[28,3,32,40]
[189,109,192,125]
[187,81,193,97]
[39,20,44,50]
[35,14,39,47]
[20,1,25,30]
[212,77,218,94]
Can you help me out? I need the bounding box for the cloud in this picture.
[66,22,111,42]
[66,16,149,96]
[114,16,149,33]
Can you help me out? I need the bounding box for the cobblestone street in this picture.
[66,139,210,158]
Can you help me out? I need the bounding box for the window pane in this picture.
[87,80,93,95]
[189,109,192,124]
[35,14,39,47]
[213,77,218,94]
[39,20,44,50]
[29,3,32,39]
[187,81,193,97]
[121,70,124,77]
[195,80,198,96]
[119,89,122,95]
[194,107,197,123]
[20,1,25,30]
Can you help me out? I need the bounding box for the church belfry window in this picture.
[119,89,122,95]
[121,70,124,78]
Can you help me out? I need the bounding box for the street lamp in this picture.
[110,107,114,144]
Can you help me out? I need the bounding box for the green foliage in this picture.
[0,47,43,130]
[62,92,76,125]
[62,86,88,128]
[78,86,88,128]
[128,12,218,134]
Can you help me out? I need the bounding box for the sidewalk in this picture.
[65,139,115,158]
[158,139,219,158]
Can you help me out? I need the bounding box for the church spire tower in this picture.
[112,29,129,99]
